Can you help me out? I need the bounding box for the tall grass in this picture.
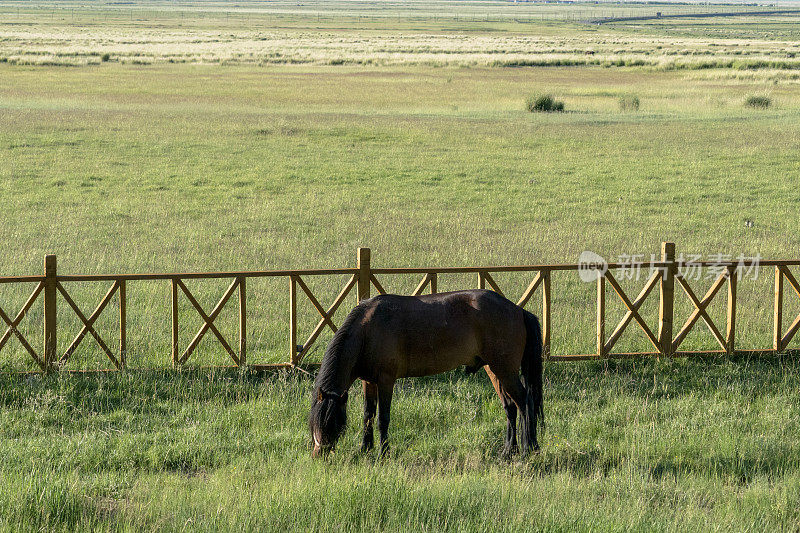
[745,94,772,109]
[526,94,565,113]
[1,354,799,531]
[618,94,641,111]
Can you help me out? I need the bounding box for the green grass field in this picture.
[2,357,800,531]
[2,4,800,531]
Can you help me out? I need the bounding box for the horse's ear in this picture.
[317,389,324,402]
[340,391,348,403]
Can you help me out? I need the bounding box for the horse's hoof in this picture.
[519,444,541,457]
[500,444,519,460]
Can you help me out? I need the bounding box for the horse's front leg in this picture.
[361,380,378,452]
[377,379,395,457]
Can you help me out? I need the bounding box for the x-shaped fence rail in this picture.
[289,274,357,366]
[775,266,800,353]
[171,277,244,367]
[58,280,125,370]
[597,268,662,357]
[0,282,44,370]
[0,244,798,372]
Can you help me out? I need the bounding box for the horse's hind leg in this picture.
[485,367,518,457]
[492,369,538,454]
[499,393,518,457]
[377,379,395,458]
[361,381,378,453]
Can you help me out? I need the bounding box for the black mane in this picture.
[314,301,368,394]
[309,301,370,453]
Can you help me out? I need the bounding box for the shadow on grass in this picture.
[0,366,306,411]
[410,350,800,398]
[523,444,800,484]
[1,350,797,412]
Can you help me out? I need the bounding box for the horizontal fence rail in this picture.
[0,243,798,373]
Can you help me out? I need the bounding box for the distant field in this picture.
[1,4,800,532]
[615,14,800,40]
[3,1,800,68]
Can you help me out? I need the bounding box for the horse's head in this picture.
[309,388,349,457]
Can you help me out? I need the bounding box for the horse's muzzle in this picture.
[311,433,334,458]
[311,444,334,458]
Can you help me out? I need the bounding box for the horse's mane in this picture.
[315,301,369,393]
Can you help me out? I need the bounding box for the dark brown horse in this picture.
[309,289,544,457]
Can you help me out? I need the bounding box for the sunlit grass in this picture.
[1,355,799,531]
[1,63,798,370]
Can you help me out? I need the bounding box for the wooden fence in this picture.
[0,242,798,373]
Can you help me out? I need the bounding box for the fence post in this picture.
[119,280,126,368]
[171,279,178,368]
[774,266,783,352]
[597,273,605,358]
[43,255,57,371]
[726,265,737,355]
[238,276,246,366]
[357,248,371,303]
[658,242,676,356]
[289,276,298,365]
[542,270,551,358]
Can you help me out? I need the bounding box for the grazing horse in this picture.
[309,289,544,457]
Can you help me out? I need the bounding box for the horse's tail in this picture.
[520,310,544,451]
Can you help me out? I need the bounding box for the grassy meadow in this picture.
[2,4,800,531]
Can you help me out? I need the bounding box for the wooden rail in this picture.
[0,243,798,372]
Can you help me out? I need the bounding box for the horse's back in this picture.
[356,290,525,379]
